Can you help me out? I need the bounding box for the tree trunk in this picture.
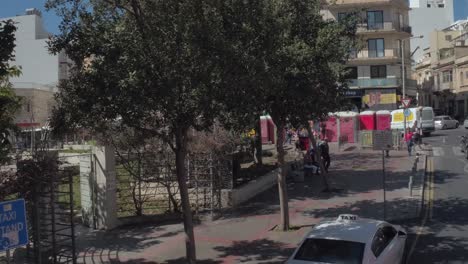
[276,122,289,231]
[255,118,263,166]
[174,128,196,263]
[306,125,330,191]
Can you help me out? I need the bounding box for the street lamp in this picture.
[401,35,423,133]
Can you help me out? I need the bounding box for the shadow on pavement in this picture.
[213,238,295,263]
[75,223,184,263]
[407,196,468,263]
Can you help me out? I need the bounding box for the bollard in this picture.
[409,176,413,197]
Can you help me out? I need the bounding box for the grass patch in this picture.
[58,173,81,211]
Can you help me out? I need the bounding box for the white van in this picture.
[391,107,435,136]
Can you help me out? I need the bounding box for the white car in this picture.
[434,115,459,130]
[286,214,407,264]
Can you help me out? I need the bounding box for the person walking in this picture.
[285,128,293,145]
[404,128,414,156]
[319,140,331,172]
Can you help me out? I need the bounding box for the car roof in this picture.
[435,115,448,118]
[305,217,385,244]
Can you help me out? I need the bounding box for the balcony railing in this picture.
[439,82,453,91]
[357,22,411,34]
[350,48,400,60]
[325,0,410,7]
[348,78,417,88]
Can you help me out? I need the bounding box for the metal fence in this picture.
[0,155,78,264]
[115,151,233,218]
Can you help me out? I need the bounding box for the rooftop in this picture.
[306,216,384,244]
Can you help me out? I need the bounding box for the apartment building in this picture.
[409,0,454,62]
[2,8,69,129]
[322,0,416,111]
[415,20,468,118]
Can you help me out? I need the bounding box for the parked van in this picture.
[391,107,435,136]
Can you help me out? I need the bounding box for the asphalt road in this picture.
[406,127,468,263]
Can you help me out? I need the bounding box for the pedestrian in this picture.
[319,140,331,172]
[404,128,414,156]
[304,148,319,176]
[285,128,293,145]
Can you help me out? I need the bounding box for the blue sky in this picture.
[0,0,467,34]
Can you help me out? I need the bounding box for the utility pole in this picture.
[401,35,424,133]
[401,39,407,133]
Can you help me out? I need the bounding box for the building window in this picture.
[345,67,358,79]
[442,70,452,83]
[26,102,31,113]
[338,12,347,22]
[368,39,385,57]
[370,65,387,78]
[445,35,452,41]
[461,72,464,83]
[466,71,468,79]
[367,11,384,30]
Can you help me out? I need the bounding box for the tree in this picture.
[0,20,21,164]
[45,0,253,262]
[220,0,360,231]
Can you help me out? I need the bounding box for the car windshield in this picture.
[294,238,365,264]
[422,110,434,121]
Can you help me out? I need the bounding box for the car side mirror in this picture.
[398,231,407,237]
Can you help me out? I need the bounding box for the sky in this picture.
[0,0,467,35]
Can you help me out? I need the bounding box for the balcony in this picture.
[421,77,434,91]
[324,0,410,7]
[348,78,417,88]
[357,22,411,34]
[349,48,400,64]
[439,82,454,91]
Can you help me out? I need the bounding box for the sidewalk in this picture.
[72,147,425,264]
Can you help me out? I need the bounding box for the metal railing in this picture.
[348,78,418,88]
[357,22,411,34]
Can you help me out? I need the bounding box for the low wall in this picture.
[63,144,93,151]
[221,168,279,207]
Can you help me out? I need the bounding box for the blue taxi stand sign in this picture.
[0,199,28,252]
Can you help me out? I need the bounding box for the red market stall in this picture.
[260,115,277,144]
[322,115,338,142]
[376,110,391,130]
[338,112,359,143]
[359,111,376,130]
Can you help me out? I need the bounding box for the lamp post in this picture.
[401,35,423,133]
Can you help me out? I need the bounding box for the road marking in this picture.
[432,147,445,157]
[429,159,434,220]
[407,157,434,262]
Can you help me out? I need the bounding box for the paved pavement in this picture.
[406,127,468,264]
[64,143,425,264]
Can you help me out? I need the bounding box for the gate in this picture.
[29,164,77,264]
[0,154,78,264]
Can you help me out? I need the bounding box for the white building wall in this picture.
[409,0,454,62]
[3,12,64,88]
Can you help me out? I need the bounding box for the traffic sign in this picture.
[402,98,411,108]
[0,199,28,252]
[373,130,393,151]
[404,108,411,117]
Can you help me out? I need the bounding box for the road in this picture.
[407,127,468,263]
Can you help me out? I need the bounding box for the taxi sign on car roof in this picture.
[337,214,358,221]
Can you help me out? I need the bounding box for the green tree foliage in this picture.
[46,0,359,261]
[46,0,243,262]
[0,20,21,164]
[219,1,360,230]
